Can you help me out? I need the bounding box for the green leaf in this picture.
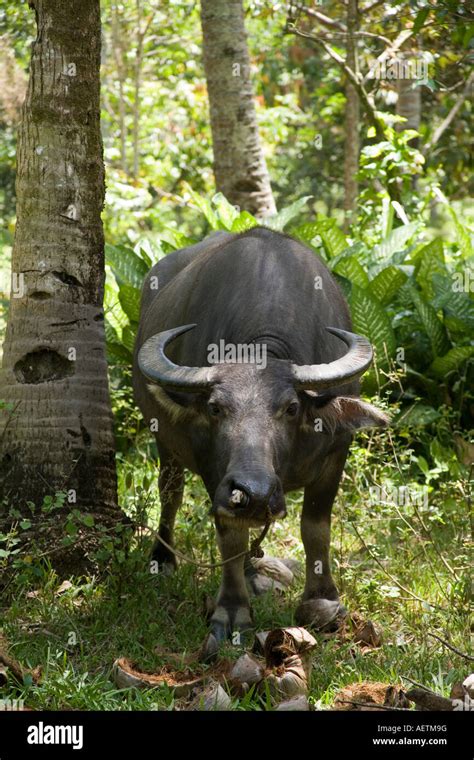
[121,325,136,354]
[65,521,78,536]
[374,222,418,262]
[183,183,219,229]
[264,196,313,231]
[105,244,149,290]
[82,515,95,528]
[449,207,473,259]
[289,222,321,246]
[369,266,408,305]
[107,342,132,364]
[416,238,445,299]
[314,217,348,259]
[104,283,129,333]
[231,210,259,233]
[212,192,240,230]
[412,7,430,34]
[430,346,474,378]
[408,285,451,357]
[432,274,474,328]
[333,256,369,288]
[118,283,141,323]
[350,285,396,367]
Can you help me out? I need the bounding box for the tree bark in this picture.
[396,52,421,147]
[200,0,276,218]
[343,0,359,229]
[0,1,118,538]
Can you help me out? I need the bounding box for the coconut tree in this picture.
[0,0,119,554]
[200,0,276,218]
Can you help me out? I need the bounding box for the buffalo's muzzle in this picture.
[213,474,286,524]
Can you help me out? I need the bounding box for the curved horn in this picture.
[138,324,216,392]
[291,327,373,391]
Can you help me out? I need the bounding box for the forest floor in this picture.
[1,429,472,710]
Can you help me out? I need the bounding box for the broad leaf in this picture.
[264,196,313,231]
[415,238,445,298]
[350,285,396,367]
[231,210,259,233]
[314,217,348,259]
[430,346,474,377]
[408,285,451,357]
[432,273,474,329]
[369,265,408,305]
[333,256,369,288]
[374,222,418,262]
[105,243,149,290]
[118,283,141,324]
[212,192,240,230]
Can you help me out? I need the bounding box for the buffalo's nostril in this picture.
[231,478,277,506]
[229,488,249,508]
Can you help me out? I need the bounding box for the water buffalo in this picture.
[133,227,388,645]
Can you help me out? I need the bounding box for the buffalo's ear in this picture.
[305,394,389,434]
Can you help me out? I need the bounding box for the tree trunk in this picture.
[343,0,359,229]
[396,53,421,147]
[200,0,276,218]
[0,0,119,557]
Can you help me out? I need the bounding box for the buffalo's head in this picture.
[138,325,388,526]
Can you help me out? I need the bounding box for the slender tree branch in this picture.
[286,24,386,141]
[427,632,474,662]
[363,29,414,85]
[291,3,347,32]
[423,72,474,155]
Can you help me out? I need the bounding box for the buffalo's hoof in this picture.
[295,598,347,632]
[210,604,254,646]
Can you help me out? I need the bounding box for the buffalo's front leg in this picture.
[295,446,349,631]
[210,519,252,643]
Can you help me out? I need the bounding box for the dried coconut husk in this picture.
[112,657,206,697]
[250,556,295,587]
[264,627,317,671]
[230,654,264,687]
[186,680,232,711]
[462,674,474,699]
[276,695,310,711]
[261,627,317,701]
[265,654,309,700]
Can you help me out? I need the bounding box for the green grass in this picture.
[0,428,472,711]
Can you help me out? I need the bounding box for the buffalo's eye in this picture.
[208,402,221,417]
[285,402,299,417]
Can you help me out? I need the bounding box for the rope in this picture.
[152,509,272,570]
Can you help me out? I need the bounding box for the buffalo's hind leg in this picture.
[295,445,349,631]
[151,445,184,573]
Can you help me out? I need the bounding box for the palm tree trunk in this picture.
[0,1,118,544]
[200,0,276,218]
[396,53,421,146]
[343,0,359,229]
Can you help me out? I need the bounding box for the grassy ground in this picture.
[1,423,472,711]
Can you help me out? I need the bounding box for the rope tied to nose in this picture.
[152,494,273,570]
